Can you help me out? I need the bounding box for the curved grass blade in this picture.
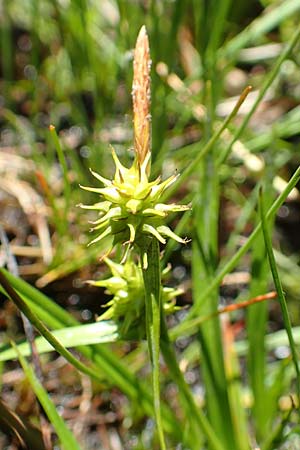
[162,86,252,202]
[220,0,300,60]
[12,341,82,450]
[218,22,300,165]
[174,164,300,333]
[0,321,118,362]
[259,187,300,406]
[0,268,181,441]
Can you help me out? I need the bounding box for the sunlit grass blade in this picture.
[0,269,124,387]
[247,180,274,440]
[259,187,300,406]
[0,268,182,441]
[222,320,250,450]
[0,269,182,440]
[12,341,82,450]
[0,321,118,362]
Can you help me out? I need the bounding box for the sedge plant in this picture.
[79,26,191,449]
[2,5,300,448]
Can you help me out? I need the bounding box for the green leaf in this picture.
[0,268,182,442]
[12,341,82,450]
[0,321,118,362]
[259,187,300,407]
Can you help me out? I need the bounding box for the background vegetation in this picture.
[1,0,300,449]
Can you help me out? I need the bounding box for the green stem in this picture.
[160,319,223,450]
[174,164,300,331]
[217,22,300,165]
[139,237,166,450]
[259,188,300,408]
[162,86,252,202]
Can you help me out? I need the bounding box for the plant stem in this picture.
[139,237,166,450]
[259,187,300,408]
[160,319,224,450]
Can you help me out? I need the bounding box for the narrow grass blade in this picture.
[222,321,250,450]
[12,341,82,450]
[0,321,118,362]
[261,408,293,450]
[259,187,300,406]
[221,0,300,60]
[174,164,300,331]
[218,22,300,165]
[0,268,182,442]
[247,181,274,440]
[0,398,46,450]
[163,86,252,202]
[160,319,223,450]
[0,269,122,388]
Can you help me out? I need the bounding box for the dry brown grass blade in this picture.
[0,397,47,450]
[0,177,52,266]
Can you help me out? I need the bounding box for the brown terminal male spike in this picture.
[132,25,151,170]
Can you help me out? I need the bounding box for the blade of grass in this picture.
[174,163,300,332]
[261,408,294,450]
[170,292,277,340]
[0,398,46,450]
[12,341,82,450]
[259,187,300,406]
[160,319,224,450]
[217,22,300,165]
[220,0,300,60]
[247,173,274,440]
[0,321,118,362]
[163,86,252,202]
[246,231,270,439]
[0,268,181,441]
[222,318,250,450]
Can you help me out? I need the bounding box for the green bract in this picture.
[79,148,190,259]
